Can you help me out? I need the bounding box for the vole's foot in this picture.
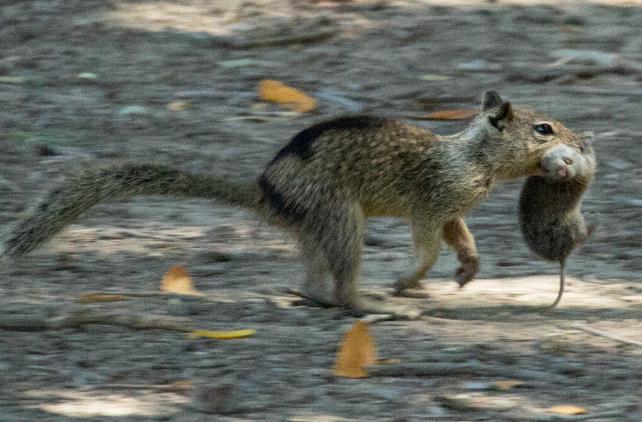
[348,297,423,320]
[455,255,480,287]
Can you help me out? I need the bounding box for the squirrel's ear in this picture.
[482,90,503,111]
[487,102,513,132]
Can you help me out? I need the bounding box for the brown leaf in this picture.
[422,109,478,120]
[160,265,204,296]
[77,293,128,303]
[334,320,378,378]
[492,380,525,391]
[258,79,317,113]
[167,380,192,392]
[547,405,588,415]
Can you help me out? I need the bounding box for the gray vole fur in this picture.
[519,141,596,309]
[3,91,589,318]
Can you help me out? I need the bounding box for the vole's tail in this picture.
[544,260,566,311]
[2,163,259,258]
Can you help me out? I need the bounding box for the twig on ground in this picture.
[285,288,335,308]
[572,324,642,348]
[0,308,192,332]
[508,410,626,421]
[366,362,567,383]
[561,87,642,97]
[227,29,338,49]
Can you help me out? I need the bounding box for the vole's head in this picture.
[474,90,590,180]
[539,139,596,184]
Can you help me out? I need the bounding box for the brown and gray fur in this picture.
[1,91,587,318]
[519,140,596,309]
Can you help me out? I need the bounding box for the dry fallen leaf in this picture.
[422,109,478,120]
[187,329,256,340]
[166,101,190,111]
[258,79,317,113]
[167,380,193,392]
[376,358,401,365]
[547,405,588,415]
[77,293,128,303]
[492,380,525,391]
[161,265,204,296]
[334,320,378,378]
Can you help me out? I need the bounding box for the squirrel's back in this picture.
[257,114,489,223]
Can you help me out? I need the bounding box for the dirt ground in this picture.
[1,0,641,420]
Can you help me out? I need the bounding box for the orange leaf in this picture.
[160,265,204,296]
[547,405,588,415]
[258,79,317,113]
[333,320,378,378]
[422,109,478,120]
[77,293,128,303]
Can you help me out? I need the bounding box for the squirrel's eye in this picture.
[534,123,555,136]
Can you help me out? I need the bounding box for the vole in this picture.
[519,137,596,309]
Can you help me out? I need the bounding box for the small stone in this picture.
[463,381,490,391]
[220,59,259,68]
[117,105,148,116]
[456,60,502,72]
[191,382,241,414]
[551,49,622,67]
[605,158,633,170]
[77,72,98,80]
[35,144,58,157]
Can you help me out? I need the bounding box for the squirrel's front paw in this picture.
[392,276,423,294]
[455,255,479,287]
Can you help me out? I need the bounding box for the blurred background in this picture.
[1,1,641,420]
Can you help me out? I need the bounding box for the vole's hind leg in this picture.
[442,218,480,287]
[393,220,441,294]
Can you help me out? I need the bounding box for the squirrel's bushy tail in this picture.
[2,163,258,258]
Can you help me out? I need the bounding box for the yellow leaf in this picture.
[547,405,588,415]
[187,329,256,340]
[492,380,524,391]
[161,265,204,296]
[258,79,317,113]
[333,320,378,378]
[167,101,190,111]
[422,109,478,120]
[77,293,128,303]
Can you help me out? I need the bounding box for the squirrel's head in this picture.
[475,90,590,180]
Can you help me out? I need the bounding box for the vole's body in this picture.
[2,91,588,317]
[519,142,596,308]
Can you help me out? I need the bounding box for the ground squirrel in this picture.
[2,91,588,318]
[519,139,596,309]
